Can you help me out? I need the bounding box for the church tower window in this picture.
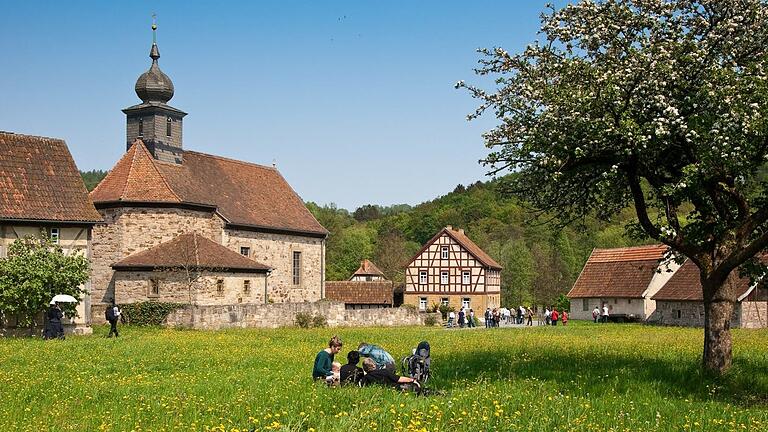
[138,118,144,137]
[166,117,172,137]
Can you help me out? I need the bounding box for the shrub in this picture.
[121,302,185,326]
[438,304,455,320]
[424,314,438,327]
[311,314,328,328]
[295,312,313,328]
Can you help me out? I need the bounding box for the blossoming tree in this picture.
[459,0,768,373]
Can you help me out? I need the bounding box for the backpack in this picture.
[105,306,115,321]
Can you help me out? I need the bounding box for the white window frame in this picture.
[419,297,427,311]
[50,228,60,244]
[441,297,449,306]
[440,271,449,285]
[240,246,250,257]
[419,270,428,285]
[462,271,471,285]
[462,298,471,309]
[292,251,302,286]
[441,246,449,260]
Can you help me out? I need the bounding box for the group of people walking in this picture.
[542,307,568,326]
[446,307,476,328]
[592,304,610,323]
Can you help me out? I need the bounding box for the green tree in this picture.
[80,169,108,191]
[0,236,89,329]
[353,204,383,222]
[326,225,376,281]
[461,0,768,373]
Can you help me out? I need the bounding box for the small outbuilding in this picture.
[325,260,394,309]
[650,260,767,328]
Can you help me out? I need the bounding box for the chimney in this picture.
[446,225,453,231]
[458,228,465,235]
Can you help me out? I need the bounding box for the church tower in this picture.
[122,20,186,164]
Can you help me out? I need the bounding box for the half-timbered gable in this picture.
[404,226,502,314]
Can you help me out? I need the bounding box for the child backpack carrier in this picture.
[400,341,431,384]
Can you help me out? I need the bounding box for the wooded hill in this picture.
[308,176,651,308]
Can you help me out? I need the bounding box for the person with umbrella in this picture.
[45,301,64,340]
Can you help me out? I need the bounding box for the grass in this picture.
[1,322,767,431]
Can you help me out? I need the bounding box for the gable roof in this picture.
[325,280,394,305]
[408,227,502,270]
[351,259,386,279]
[0,132,102,223]
[111,232,271,273]
[652,260,755,302]
[91,140,327,236]
[567,245,668,299]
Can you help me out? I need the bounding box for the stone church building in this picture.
[89,29,327,321]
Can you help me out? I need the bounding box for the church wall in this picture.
[90,206,224,321]
[222,229,324,303]
[114,270,267,307]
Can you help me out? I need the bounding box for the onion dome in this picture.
[135,23,174,103]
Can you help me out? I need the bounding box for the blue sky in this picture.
[0,1,554,210]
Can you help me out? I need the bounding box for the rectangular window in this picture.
[614,298,618,304]
[419,297,427,311]
[240,246,250,257]
[149,278,159,296]
[50,228,60,244]
[138,118,144,137]
[676,310,682,319]
[166,117,172,137]
[583,299,589,311]
[419,271,427,285]
[462,298,470,309]
[441,297,449,306]
[441,246,449,260]
[216,279,224,294]
[243,280,251,293]
[627,298,632,304]
[292,251,302,285]
[440,271,449,285]
[462,271,471,285]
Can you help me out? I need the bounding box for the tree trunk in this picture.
[702,298,734,374]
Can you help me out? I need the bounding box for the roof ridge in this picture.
[593,244,665,251]
[0,131,66,142]
[184,150,278,171]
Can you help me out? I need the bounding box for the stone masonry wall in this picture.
[90,207,224,322]
[165,301,434,330]
[652,300,742,327]
[222,229,323,303]
[114,271,268,306]
[403,293,499,314]
[740,301,768,328]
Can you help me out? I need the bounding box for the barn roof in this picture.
[567,245,668,299]
[351,259,386,278]
[325,280,394,305]
[652,260,755,302]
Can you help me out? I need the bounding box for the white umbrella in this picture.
[51,294,79,303]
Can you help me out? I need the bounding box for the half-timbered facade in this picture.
[404,226,502,313]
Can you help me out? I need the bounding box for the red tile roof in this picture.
[91,140,327,236]
[111,232,271,273]
[408,227,502,270]
[351,259,386,278]
[0,132,102,223]
[567,245,668,299]
[652,260,754,301]
[325,281,394,305]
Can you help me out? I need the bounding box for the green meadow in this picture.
[1,322,767,432]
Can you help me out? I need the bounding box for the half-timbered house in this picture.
[404,226,502,313]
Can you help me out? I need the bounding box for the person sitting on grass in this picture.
[360,358,419,390]
[312,335,343,381]
[340,350,364,385]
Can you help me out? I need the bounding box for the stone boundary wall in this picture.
[164,301,437,330]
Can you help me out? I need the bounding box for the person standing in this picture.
[106,298,121,338]
[551,308,559,326]
[313,336,343,380]
[544,307,551,326]
[458,308,465,328]
[46,301,64,340]
[484,308,491,328]
[592,306,600,323]
[526,307,533,326]
[562,310,568,326]
[447,310,456,328]
[602,304,610,323]
[468,309,475,328]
